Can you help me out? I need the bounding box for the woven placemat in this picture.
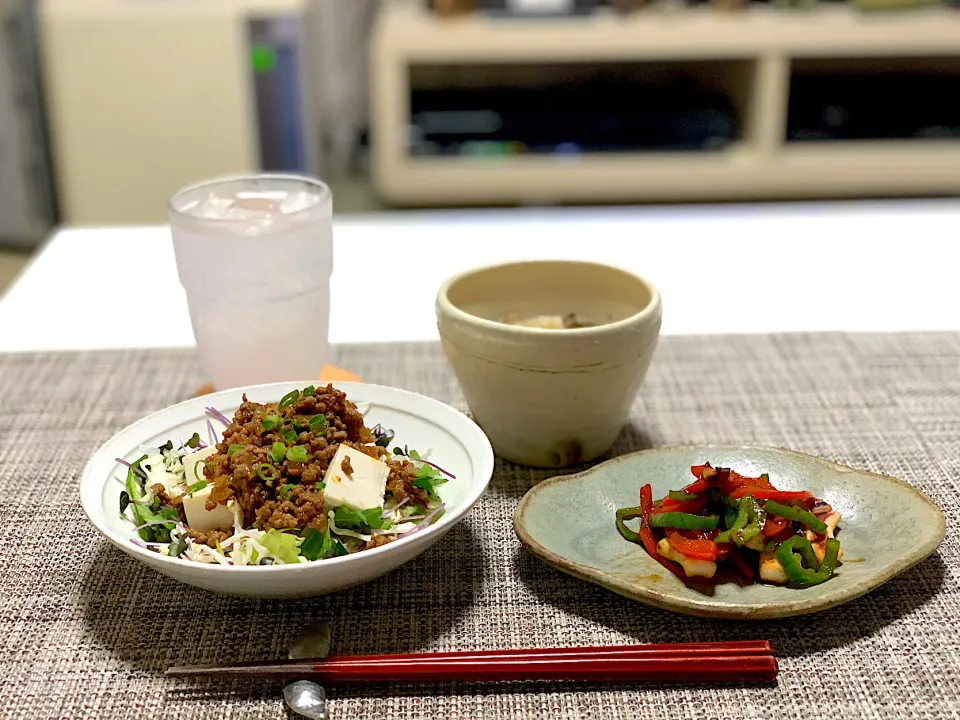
[0,333,957,719]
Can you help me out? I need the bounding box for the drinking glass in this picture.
[169,174,332,390]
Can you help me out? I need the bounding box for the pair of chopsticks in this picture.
[167,640,777,684]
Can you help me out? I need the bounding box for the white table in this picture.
[2,199,959,353]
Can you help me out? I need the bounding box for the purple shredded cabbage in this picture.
[382,497,409,518]
[205,406,231,426]
[206,418,218,447]
[398,503,446,538]
[417,457,456,480]
[132,519,177,532]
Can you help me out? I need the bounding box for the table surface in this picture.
[2,199,959,352]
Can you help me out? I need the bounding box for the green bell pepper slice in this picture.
[725,494,765,547]
[765,500,828,535]
[776,536,841,587]
[648,512,719,531]
[615,506,644,544]
[667,490,699,502]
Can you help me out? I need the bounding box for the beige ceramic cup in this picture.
[436,260,661,468]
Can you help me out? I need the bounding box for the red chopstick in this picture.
[166,641,777,685]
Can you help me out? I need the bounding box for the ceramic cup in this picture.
[436,260,662,468]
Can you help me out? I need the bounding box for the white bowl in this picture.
[80,381,494,598]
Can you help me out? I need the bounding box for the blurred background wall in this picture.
[2,0,960,272]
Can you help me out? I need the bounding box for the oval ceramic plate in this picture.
[81,382,494,598]
[515,445,945,619]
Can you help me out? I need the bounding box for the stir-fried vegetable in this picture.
[616,462,842,587]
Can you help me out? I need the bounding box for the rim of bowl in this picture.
[168,173,332,223]
[436,259,662,337]
[81,381,494,573]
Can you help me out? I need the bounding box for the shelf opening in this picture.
[787,57,960,143]
[407,60,754,159]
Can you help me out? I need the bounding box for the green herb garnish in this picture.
[270,442,286,464]
[262,413,280,432]
[287,445,308,463]
[284,430,298,444]
[278,483,297,500]
[332,540,349,557]
[227,444,245,457]
[168,536,188,558]
[308,414,327,432]
[279,390,300,409]
[333,506,391,530]
[300,527,332,561]
[302,385,316,396]
[374,428,395,448]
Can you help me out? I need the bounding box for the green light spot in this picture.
[251,44,277,74]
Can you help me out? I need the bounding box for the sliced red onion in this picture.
[416,458,456,480]
[398,503,446,538]
[116,458,132,468]
[130,538,148,549]
[205,406,231,427]
[381,497,409,518]
[206,418,218,447]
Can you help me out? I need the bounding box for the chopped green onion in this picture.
[279,390,300,409]
[309,414,327,432]
[302,385,316,396]
[193,460,206,482]
[228,444,245,456]
[270,442,286,464]
[315,481,326,492]
[287,445,309,463]
[284,430,298,444]
[119,491,130,514]
[262,413,280,432]
[188,480,207,494]
[278,483,297,500]
[257,463,279,482]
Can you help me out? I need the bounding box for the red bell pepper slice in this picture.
[730,488,813,503]
[774,526,797,543]
[659,497,708,514]
[638,484,686,580]
[681,480,714,495]
[729,550,756,581]
[715,542,733,560]
[762,516,790,537]
[666,530,719,561]
[689,463,716,481]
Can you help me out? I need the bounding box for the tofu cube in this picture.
[182,484,234,533]
[181,446,217,493]
[322,445,390,511]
